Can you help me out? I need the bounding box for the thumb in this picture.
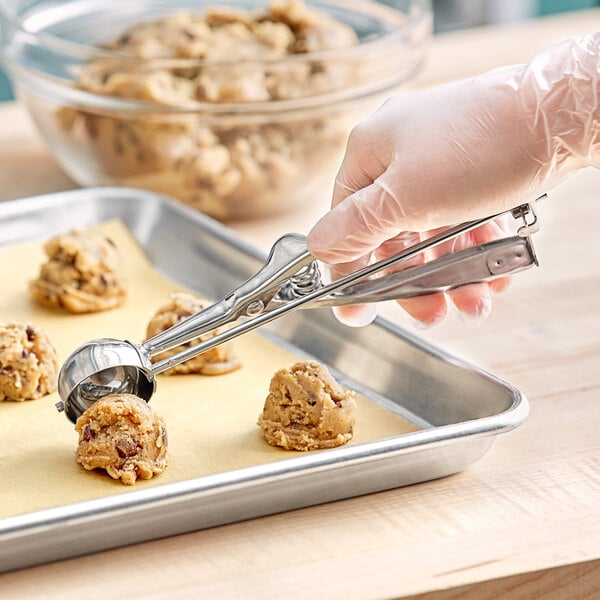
[307,177,408,264]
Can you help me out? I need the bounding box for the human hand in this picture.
[307,33,599,326]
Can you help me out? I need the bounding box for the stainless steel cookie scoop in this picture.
[56,199,542,423]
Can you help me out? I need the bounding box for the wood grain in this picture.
[408,560,600,600]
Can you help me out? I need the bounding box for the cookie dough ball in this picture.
[75,393,168,486]
[146,292,241,375]
[258,360,356,451]
[30,229,127,313]
[0,322,58,402]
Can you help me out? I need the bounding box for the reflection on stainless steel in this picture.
[57,338,155,422]
[57,199,541,421]
[0,188,529,573]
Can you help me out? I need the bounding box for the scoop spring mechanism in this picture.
[56,197,543,422]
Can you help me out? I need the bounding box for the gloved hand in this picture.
[307,32,600,326]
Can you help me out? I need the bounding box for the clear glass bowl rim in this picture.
[1,0,432,115]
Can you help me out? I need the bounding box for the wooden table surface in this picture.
[1,8,599,599]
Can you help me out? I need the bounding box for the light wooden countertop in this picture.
[1,8,599,599]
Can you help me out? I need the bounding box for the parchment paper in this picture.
[0,221,418,519]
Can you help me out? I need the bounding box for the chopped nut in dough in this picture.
[146,292,242,375]
[0,322,58,402]
[30,229,127,313]
[75,393,168,486]
[258,360,356,451]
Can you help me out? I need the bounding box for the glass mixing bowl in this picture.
[0,0,432,220]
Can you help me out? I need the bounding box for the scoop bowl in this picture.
[56,338,156,423]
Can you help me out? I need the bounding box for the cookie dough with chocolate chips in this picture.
[0,322,58,402]
[146,292,241,375]
[75,393,168,486]
[58,0,360,219]
[30,229,127,313]
[258,360,356,451]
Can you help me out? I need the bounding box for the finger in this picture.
[326,231,423,327]
[443,229,493,320]
[372,233,449,326]
[423,225,493,321]
[446,218,511,303]
[332,305,379,328]
[308,179,408,264]
[470,217,510,243]
[373,232,424,272]
[397,292,448,326]
[326,255,375,328]
[447,282,492,321]
[331,120,388,209]
[489,276,511,293]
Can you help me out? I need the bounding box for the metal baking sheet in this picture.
[0,187,529,572]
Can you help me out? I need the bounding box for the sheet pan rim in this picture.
[0,186,530,570]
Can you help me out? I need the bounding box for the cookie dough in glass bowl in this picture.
[0,0,431,220]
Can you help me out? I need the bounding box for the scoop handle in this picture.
[313,235,537,306]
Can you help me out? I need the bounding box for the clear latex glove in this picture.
[307,32,600,326]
